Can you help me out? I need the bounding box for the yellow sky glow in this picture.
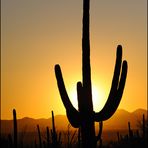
[1,0,147,119]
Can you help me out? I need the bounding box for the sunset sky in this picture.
[1,0,147,119]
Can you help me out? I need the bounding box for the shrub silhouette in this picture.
[54,0,128,147]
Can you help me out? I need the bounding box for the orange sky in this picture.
[1,0,147,119]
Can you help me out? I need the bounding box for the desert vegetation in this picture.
[1,0,147,148]
[0,109,147,148]
[106,114,148,148]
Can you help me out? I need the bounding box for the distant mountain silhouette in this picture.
[1,109,147,134]
[103,109,147,130]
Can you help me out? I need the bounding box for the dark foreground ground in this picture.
[1,129,147,148]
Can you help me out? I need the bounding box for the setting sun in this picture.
[91,84,106,111]
[69,83,106,112]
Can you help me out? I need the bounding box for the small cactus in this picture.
[37,124,42,148]
[51,110,61,148]
[51,110,57,147]
[13,109,18,148]
[128,122,133,139]
[54,0,127,147]
[142,114,145,138]
[46,126,50,148]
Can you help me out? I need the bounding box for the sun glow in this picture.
[69,84,106,112]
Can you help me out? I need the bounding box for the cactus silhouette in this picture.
[13,109,18,148]
[142,114,145,138]
[51,110,62,148]
[54,0,128,147]
[51,110,57,147]
[37,124,42,148]
[128,122,133,139]
[46,126,50,148]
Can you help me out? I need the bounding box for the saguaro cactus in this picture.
[54,0,128,147]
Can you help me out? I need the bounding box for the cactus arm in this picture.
[94,45,128,121]
[55,64,80,127]
[117,60,128,98]
[109,45,122,92]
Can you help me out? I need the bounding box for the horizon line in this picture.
[1,108,147,120]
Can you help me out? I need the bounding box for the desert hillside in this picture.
[1,108,147,134]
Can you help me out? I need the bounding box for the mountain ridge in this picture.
[1,108,147,134]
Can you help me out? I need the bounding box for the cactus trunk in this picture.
[81,0,96,147]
